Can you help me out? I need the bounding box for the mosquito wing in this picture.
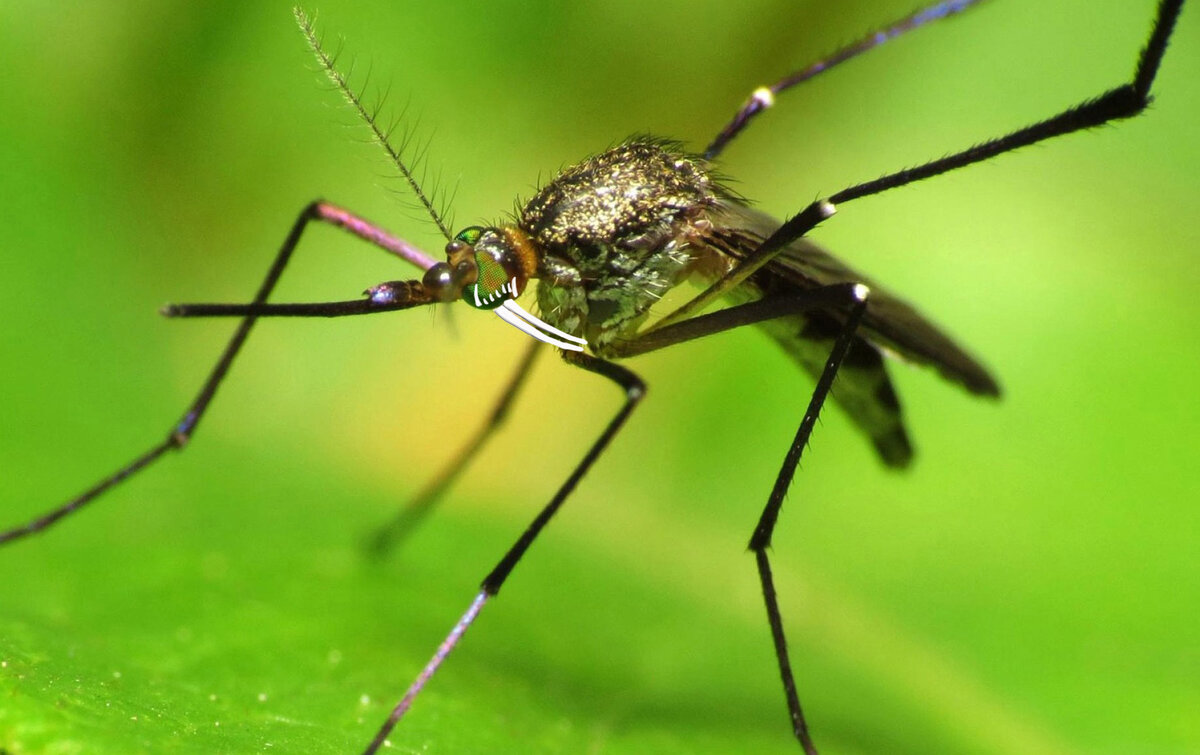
[703,201,1000,397]
[687,201,998,467]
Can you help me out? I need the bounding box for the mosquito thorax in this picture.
[519,138,731,348]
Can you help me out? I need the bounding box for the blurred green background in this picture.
[1,1,1197,753]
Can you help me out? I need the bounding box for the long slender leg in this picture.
[661,0,1185,331]
[627,284,871,751]
[368,340,543,555]
[0,201,435,545]
[161,292,429,319]
[361,351,644,755]
[313,202,439,270]
[621,283,870,753]
[706,0,984,159]
[360,286,865,753]
[610,285,859,357]
[829,0,1183,205]
[749,287,870,754]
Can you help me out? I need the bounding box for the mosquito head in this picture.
[423,225,537,309]
[424,224,586,351]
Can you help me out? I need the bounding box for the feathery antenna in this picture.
[294,7,453,241]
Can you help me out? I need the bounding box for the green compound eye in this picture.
[462,251,518,310]
[454,226,483,245]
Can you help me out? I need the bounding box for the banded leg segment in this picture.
[705,0,985,159]
[362,352,644,755]
[829,0,1183,205]
[0,201,433,545]
[671,0,1185,333]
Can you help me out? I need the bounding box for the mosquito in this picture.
[1,1,1187,752]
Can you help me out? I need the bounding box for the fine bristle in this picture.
[294,7,453,240]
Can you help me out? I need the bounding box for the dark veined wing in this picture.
[703,201,1001,398]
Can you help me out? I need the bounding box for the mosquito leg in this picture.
[361,351,644,755]
[161,294,429,319]
[363,287,865,751]
[750,286,869,754]
[367,340,543,556]
[651,200,837,331]
[620,283,872,753]
[761,0,1184,234]
[312,201,439,269]
[0,201,437,545]
[830,0,1184,205]
[666,0,1186,333]
[706,0,984,159]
